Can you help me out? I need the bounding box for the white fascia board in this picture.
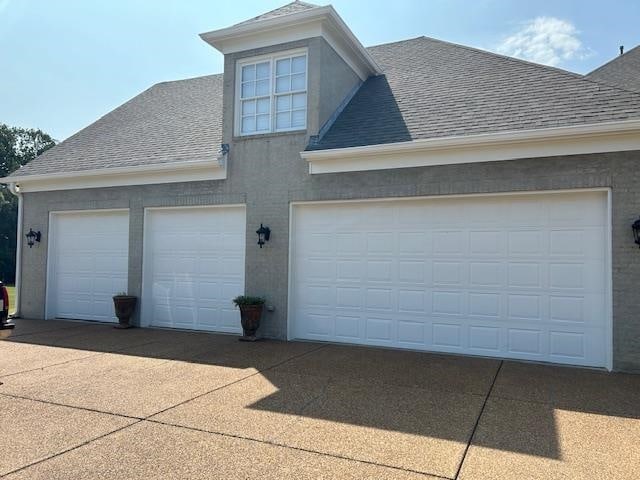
[1,157,226,193]
[302,120,640,174]
[199,6,380,81]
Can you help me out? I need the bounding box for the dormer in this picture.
[200,1,381,141]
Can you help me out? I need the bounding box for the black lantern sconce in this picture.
[256,224,271,248]
[25,229,41,248]
[632,218,640,248]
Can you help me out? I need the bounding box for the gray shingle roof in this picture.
[4,74,223,179]
[8,35,640,179]
[586,45,640,93]
[234,1,319,26]
[308,36,640,151]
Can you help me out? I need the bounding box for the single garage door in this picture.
[48,210,129,322]
[290,191,610,368]
[142,206,246,333]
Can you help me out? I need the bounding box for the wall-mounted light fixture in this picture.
[632,218,640,248]
[25,229,41,248]
[256,224,271,248]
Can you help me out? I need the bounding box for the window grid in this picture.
[240,61,271,135]
[237,52,307,135]
[274,55,307,131]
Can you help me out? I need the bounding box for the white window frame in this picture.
[235,48,308,137]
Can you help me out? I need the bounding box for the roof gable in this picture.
[199,2,380,80]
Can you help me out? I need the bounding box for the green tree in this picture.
[0,124,56,283]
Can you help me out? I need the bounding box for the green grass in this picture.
[6,285,15,314]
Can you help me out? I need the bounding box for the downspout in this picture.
[7,183,22,318]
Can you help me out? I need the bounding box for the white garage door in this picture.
[48,210,129,322]
[142,206,246,333]
[290,192,610,368]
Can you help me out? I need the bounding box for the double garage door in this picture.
[290,191,610,368]
[47,191,609,367]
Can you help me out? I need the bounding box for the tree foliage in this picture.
[0,124,56,283]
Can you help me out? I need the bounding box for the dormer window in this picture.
[236,49,308,136]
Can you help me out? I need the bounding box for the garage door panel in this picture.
[143,206,245,333]
[197,282,222,301]
[291,192,609,368]
[49,211,129,323]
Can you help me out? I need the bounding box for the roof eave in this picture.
[302,119,640,174]
[0,156,227,192]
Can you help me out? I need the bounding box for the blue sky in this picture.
[1,0,638,140]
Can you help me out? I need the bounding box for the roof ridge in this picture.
[234,0,320,26]
[371,35,640,99]
[418,35,585,79]
[366,35,426,50]
[293,0,321,7]
[587,44,640,76]
[154,73,223,87]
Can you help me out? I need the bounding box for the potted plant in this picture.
[112,292,137,329]
[233,295,265,341]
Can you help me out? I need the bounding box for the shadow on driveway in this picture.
[2,318,639,468]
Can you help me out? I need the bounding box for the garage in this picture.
[290,191,610,368]
[141,206,246,333]
[47,210,129,322]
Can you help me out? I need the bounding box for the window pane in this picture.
[276,112,290,129]
[256,114,270,131]
[241,81,255,98]
[256,97,270,114]
[276,58,291,76]
[292,93,306,109]
[291,73,305,91]
[238,54,307,135]
[291,109,306,127]
[275,76,290,93]
[241,64,255,82]
[256,62,270,79]
[256,79,270,96]
[242,116,255,133]
[276,94,291,112]
[241,99,255,115]
[291,55,306,73]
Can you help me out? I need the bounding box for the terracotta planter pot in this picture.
[113,296,137,329]
[238,304,263,341]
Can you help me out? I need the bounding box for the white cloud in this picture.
[496,17,592,67]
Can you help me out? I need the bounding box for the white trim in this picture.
[287,188,613,370]
[2,157,226,193]
[286,199,295,341]
[45,208,130,321]
[289,187,611,205]
[235,48,309,137]
[7,183,22,317]
[605,189,614,371]
[199,5,380,81]
[140,204,247,330]
[143,203,247,213]
[302,119,640,174]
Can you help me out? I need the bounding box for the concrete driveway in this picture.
[0,319,638,479]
